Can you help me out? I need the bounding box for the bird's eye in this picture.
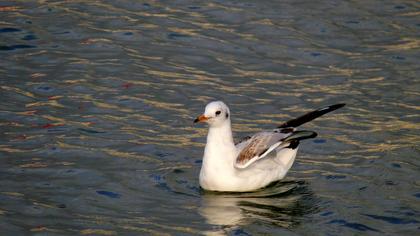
[215,110,221,116]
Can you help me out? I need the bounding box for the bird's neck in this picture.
[203,121,237,165]
[200,121,237,190]
[206,121,235,149]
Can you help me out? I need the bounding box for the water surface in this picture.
[0,0,419,235]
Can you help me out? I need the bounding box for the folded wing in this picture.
[235,103,345,169]
[235,129,317,169]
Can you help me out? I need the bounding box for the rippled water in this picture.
[1,0,419,235]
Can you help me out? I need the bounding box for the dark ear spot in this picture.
[226,113,229,118]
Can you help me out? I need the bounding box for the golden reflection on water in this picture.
[400,10,420,17]
[101,148,157,162]
[56,141,159,163]
[168,27,199,37]
[26,100,65,108]
[373,37,420,51]
[31,226,62,234]
[0,146,27,153]
[1,86,36,98]
[80,229,117,236]
[1,192,24,197]
[75,214,200,236]
[92,101,134,113]
[1,1,419,235]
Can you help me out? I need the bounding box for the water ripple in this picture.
[1,0,419,235]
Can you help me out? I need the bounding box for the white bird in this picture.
[194,101,345,192]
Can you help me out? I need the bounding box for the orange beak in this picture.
[194,114,209,123]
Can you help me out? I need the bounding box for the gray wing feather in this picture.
[235,130,291,169]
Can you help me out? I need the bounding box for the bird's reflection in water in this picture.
[199,181,318,234]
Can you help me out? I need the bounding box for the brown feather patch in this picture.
[236,136,269,165]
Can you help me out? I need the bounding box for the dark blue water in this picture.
[1,1,419,235]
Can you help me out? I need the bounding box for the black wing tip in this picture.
[288,140,300,149]
[278,103,346,128]
[282,130,318,149]
[316,103,346,113]
[326,103,346,111]
[308,131,318,139]
[282,130,318,142]
[301,130,318,139]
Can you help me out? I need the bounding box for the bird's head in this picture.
[194,101,230,127]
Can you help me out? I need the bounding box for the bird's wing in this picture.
[234,103,345,169]
[234,135,252,146]
[234,129,317,169]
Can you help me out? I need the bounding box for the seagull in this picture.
[194,101,345,192]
